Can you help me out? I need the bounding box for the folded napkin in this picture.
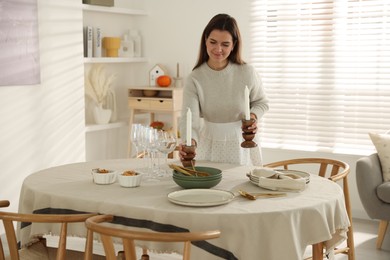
[252,167,307,192]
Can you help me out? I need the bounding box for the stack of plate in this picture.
[172,166,222,189]
[247,169,310,186]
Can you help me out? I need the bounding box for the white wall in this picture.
[0,0,370,224]
[0,0,85,214]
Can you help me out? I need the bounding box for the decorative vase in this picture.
[102,37,121,57]
[105,89,117,122]
[93,104,112,124]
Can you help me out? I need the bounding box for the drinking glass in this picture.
[156,130,177,176]
[130,123,141,157]
[144,127,160,181]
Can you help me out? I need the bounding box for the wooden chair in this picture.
[264,158,355,260]
[0,204,101,260]
[0,201,9,208]
[85,214,221,260]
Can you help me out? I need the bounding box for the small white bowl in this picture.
[92,168,117,185]
[118,171,143,188]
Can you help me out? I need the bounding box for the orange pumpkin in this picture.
[156,75,171,87]
[150,121,164,130]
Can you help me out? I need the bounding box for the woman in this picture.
[179,13,269,166]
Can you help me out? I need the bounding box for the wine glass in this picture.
[130,123,142,157]
[156,130,177,176]
[143,127,160,181]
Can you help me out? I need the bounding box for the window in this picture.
[251,0,390,155]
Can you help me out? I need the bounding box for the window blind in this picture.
[250,0,390,155]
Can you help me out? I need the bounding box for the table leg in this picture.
[150,112,155,124]
[312,242,324,260]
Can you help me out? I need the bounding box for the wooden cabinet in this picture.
[128,86,183,156]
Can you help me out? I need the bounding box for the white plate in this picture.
[248,179,303,192]
[167,189,235,207]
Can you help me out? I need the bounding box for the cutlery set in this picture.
[238,190,286,200]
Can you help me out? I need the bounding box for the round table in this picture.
[18,159,350,260]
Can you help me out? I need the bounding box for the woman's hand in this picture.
[178,139,197,161]
[247,113,258,134]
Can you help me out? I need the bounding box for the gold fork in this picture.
[238,190,286,200]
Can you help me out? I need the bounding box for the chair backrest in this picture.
[264,158,355,259]
[0,201,10,260]
[264,157,351,214]
[264,158,349,181]
[85,214,221,260]
[0,208,96,260]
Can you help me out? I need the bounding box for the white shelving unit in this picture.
[83,4,148,133]
[82,4,147,16]
[83,4,148,160]
[84,57,148,64]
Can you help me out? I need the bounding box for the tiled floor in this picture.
[2,218,390,259]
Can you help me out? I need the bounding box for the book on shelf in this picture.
[84,26,93,58]
[93,27,102,57]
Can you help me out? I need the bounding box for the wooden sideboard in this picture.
[127,86,183,157]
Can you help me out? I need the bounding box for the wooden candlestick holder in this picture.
[241,119,257,148]
[181,145,196,167]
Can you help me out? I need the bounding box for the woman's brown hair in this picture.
[193,13,245,70]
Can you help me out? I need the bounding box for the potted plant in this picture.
[85,65,117,124]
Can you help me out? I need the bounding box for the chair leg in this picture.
[346,221,355,260]
[376,220,389,249]
[343,179,355,260]
[141,248,149,260]
[84,229,94,260]
[117,251,125,260]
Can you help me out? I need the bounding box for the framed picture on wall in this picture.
[0,0,41,86]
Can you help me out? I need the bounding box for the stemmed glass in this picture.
[156,130,177,176]
[131,124,150,171]
[143,127,160,181]
[130,124,142,157]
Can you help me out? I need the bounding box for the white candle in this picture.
[186,107,192,146]
[244,85,250,120]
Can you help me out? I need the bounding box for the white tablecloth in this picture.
[18,159,350,260]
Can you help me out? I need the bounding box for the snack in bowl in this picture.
[118,170,142,188]
[91,168,116,184]
[97,168,110,173]
[122,170,137,176]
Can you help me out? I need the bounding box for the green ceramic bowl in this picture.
[172,166,222,180]
[172,172,222,181]
[172,166,222,189]
[172,175,222,189]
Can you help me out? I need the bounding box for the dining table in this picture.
[17,158,350,260]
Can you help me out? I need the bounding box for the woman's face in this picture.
[205,29,234,66]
